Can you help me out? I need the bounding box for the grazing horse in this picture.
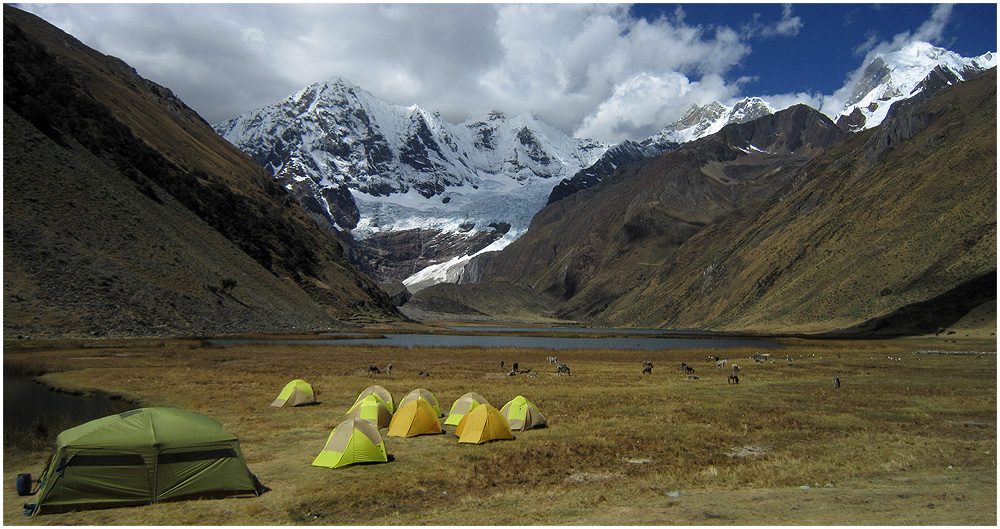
[386,364,393,375]
[557,363,571,376]
[833,377,841,388]
[728,374,740,384]
[683,365,695,375]
[368,365,381,375]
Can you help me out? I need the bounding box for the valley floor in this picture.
[3,329,995,525]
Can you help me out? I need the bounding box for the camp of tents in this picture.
[23,379,546,516]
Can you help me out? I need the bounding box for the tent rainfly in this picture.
[346,394,393,429]
[444,392,490,426]
[353,385,394,413]
[28,407,265,515]
[270,379,316,407]
[398,388,443,417]
[388,398,443,438]
[312,418,388,469]
[500,395,547,430]
[454,404,514,444]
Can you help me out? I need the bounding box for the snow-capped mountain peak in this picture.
[214,77,608,242]
[645,96,776,146]
[837,41,996,131]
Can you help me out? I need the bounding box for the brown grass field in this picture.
[3,327,996,525]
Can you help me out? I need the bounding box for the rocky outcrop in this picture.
[345,227,508,284]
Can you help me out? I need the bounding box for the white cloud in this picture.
[575,72,736,141]
[479,4,751,140]
[16,3,966,145]
[20,3,758,142]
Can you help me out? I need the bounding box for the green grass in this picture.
[3,333,995,525]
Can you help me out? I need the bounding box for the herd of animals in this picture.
[366,352,843,388]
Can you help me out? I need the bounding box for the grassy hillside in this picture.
[603,68,996,334]
[3,6,399,338]
[452,70,996,335]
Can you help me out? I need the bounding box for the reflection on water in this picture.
[4,375,133,452]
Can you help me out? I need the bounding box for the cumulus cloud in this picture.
[16,3,965,144]
[21,3,761,142]
[575,72,737,141]
[483,4,750,140]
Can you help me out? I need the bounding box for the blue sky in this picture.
[21,3,998,143]
[631,3,997,97]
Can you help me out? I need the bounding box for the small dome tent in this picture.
[312,418,388,469]
[388,398,443,438]
[353,385,394,413]
[500,395,547,430]
[29,407,265,515]
[454,404,514,444]
[346,394,393,429]
[444,392,490,426]
[270,379,315,407]
[399,388,443,417]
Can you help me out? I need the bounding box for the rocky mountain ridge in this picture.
[216,41,992,292]
[3,5,399,338]
[447,67,996,334]
[548,97,776,204]
[460,103,849,303]
[215,78,607,238]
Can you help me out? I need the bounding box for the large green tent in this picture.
[29,407,265,515]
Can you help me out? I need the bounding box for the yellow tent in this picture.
[500,395,547,430]
[454,404,514,444]
[387,398,443,438]
[270,379,315,407]
[444,392,489,426]
[346,394,393,428]
[312,418,388,469]
[353,385,394,413]
[399,388,443,417]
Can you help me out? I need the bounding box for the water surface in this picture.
[211,328,779,351]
